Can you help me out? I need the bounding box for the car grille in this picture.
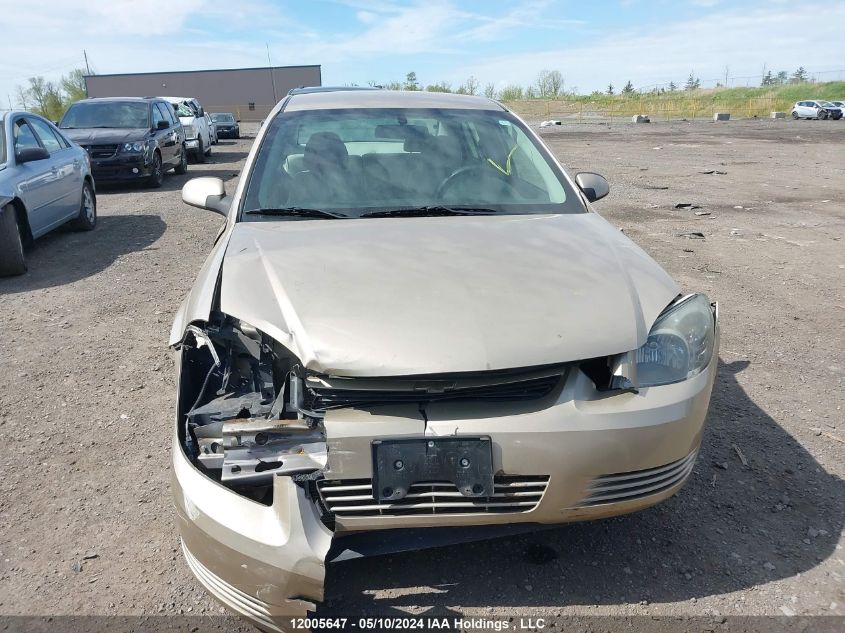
[572,450,698,508]
[307,371,563,410]
[83,144,118,159]
[317,475,549,517]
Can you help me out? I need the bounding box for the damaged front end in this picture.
[172,313,333,627]
[177,316,329,500]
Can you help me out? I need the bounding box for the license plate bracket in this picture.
[372,437,494,502]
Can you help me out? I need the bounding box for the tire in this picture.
[70,181,97,231]
[818,110,827,120]
[195,137,206,163]
[791,111,799,119]
[174,146,188,175]
[235,131,240,139]
[147,152,164,188]
[0,204,26,276]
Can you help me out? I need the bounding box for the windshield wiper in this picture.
[362,205,498,218]
[243,207,349,219]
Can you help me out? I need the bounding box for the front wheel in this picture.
[817,110,828,120]
[174,146,188,174]
[70,181,97,231]
[0,204,26,276]
[147,152,164,187]
[791,111,799,119]
[195,138,206,163]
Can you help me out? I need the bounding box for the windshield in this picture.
[212,113,234,123]
[171,102,196,118]
[60,102,150,129]
[242,107,582,218]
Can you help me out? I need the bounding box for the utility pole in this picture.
[266,43,278,103]
[83,50,91,75]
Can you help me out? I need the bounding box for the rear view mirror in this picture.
[156,120,169,130]
[182,177,228,216]
[17,147,50,164]
[575,172,610,202]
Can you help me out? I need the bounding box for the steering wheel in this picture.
[436,165,514,200]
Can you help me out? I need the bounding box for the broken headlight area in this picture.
[175,314,327,504]
[578,294,717,392]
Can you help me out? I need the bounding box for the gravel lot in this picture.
[0,119,842,628]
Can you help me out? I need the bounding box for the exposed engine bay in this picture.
[176,314,329,504]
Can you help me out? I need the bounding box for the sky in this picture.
[1,0,843,104]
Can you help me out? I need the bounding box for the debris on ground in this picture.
[678,231,705,239]
[732,444,749,467]
[675,203,702,209]
[700,170,728,175]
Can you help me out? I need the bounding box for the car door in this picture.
[164,101,185,159]
[152,102,178,166]
[12,117,62,238]
[191,100,210,147]
[27,116,82,223]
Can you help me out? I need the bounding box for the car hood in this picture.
[219,213,680,377]
[61,128,149,144]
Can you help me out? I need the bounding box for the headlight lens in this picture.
[636,294,715,387]
[184,124,197,139]
[121,142,146,152]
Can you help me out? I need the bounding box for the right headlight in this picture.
[184,124,197,139]
[636,294,715,387]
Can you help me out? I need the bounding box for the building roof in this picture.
[285,89,504,112]
[84,64,321,80]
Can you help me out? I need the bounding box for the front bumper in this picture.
[173,313,719,628]
[89,153,151,182]
[216,126,239,137]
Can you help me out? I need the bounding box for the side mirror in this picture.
[17,147,50,164]
[575,172,610,203]
[156,120,169,130]
[182,177,229,216]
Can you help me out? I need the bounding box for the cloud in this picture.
[1,0,842,105]
[456,3,845,91]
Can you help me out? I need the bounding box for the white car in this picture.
[162,97,212,161]
[205,113,218,145]
[791,100,841,120]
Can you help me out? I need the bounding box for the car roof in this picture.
[161,96,197,103]
[76,96,158,103]
[285,88,505,112]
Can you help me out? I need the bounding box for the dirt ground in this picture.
[0,118,842,628]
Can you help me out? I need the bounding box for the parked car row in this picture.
[0,93,242,276]
[791,100,844,120]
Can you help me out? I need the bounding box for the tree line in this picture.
[15,69,89,121]
[374,66,822,100]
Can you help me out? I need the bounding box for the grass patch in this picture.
[505,81,845,120]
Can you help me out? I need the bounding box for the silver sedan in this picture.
[0,111,96,276]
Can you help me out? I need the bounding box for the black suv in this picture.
[59,97,188,187]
